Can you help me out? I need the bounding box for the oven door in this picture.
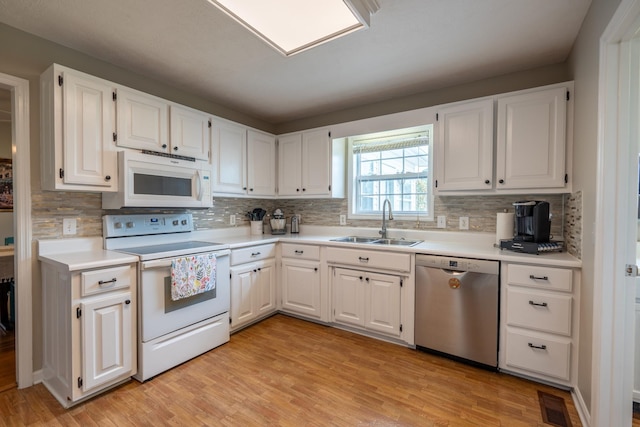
[138,249,230,342]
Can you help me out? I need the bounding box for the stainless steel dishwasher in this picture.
[415,254,499,369]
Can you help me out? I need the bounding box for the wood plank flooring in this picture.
[0,314,587,426]
[0,326,15,393]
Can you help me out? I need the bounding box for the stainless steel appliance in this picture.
[415,254,499,369]
[290,214,300,234]
[103,213,230,381]
[102,151,213,209]
[269,208,286,234]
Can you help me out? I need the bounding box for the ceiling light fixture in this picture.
[206,0,380,56]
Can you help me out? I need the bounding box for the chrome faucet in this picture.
[379,198,394,239]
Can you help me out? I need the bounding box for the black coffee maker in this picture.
[512,201,551,243]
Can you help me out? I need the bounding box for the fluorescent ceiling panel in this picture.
[208,0,373,56]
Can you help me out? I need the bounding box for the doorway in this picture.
[0,88,15,392]
[0,72,32,390]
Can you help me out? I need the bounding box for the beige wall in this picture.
[566,0,622,413]
[0,21,578,374]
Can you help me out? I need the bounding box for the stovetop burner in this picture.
[118,241,226,256]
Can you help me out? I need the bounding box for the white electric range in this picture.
[103,213,230,381]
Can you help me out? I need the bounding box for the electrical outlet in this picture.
[339,214,346,225]
[437,215,446,228]
[63,218,77,235]
[229,214,236,226]
[459,216,469,230]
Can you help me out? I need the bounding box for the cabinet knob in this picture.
[249,188,254,192]
[296,188,300,192]
[302,188,306,192]
[162,144,167,149]
[314,268,318,272]
[365,277,370,282]
[173,146,178,151]
[499,179,505,184]
[243,187,247,190]
[125,299,131,305]
[105,175,111,181]
[359,276,363,280]
[484,179,490,184]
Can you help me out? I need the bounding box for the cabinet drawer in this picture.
[506,287,572,336]
[231,244,276,265]
[504,328,571,381]
[81,265,134,297]
[507,264,573,292]
[281,243,320,260]
[326,247,410,272]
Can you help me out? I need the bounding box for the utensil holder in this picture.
[250,221,263,235]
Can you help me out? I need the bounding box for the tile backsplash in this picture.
[32,190,581,259]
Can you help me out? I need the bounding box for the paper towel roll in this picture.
[496,212,515,244]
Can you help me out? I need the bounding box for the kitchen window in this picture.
[347,124,433,220]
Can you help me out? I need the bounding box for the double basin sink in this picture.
[330,236,423,247]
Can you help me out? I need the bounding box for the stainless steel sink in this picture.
[370,238,423,246]
[329,236,380,243]
[330,236,423,246]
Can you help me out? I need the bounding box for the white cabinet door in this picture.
[61,70,117,190]
[81,291,134,392]
[302,129,331,196]
[170,104,210,161]
[230,264,256,328]
[247,130,276,196]
[365,271,401,337]
[435,99,494,191]
[332,268,366,327]
[115,88,169,152]
[496,87,567,190]
[212,120,247,194]
[281,259,322,319]
[255,259,276,317]
[278,133,303,196]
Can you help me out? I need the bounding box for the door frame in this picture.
[593,0,640,425]
[0,72,33,388]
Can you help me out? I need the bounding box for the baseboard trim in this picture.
[572,386,590,427]
[32,369,43,385]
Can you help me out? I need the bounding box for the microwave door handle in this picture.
[196,170,203,201]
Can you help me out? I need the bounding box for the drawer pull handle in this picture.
[529,275,549,281]
[294,250,304,254]
[528,300,548,307]
[251,252,261,257]
[98,278,117,286]
[528,343,547,350]
[358,257,369,262]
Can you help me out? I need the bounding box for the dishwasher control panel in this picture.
[415,254,498,274]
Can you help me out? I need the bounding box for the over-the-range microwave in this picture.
[102,151,213,209]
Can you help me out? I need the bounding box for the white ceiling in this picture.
[0,0,591,125]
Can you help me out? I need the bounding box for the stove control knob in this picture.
[173,220,179,226]
[114,222,123,229]
[126,222,135,229]
[181,219,188,225]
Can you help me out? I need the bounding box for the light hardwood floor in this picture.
[0,314,588,426]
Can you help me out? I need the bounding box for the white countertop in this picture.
[36,226,582,270]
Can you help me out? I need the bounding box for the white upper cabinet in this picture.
[212,119,247,195]
[496,86,567,190]
[116,89,210,161]
[170,104,211,161]
[211,119,276,197]
[115,88,169,152]
[247,130,276,196]
[435,82,572,195]
[278,128,341,198]
[40,64,118,192]
[435,98,494,191]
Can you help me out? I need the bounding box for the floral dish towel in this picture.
[171,253,216,301]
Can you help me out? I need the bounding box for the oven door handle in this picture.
[140,250,230,270]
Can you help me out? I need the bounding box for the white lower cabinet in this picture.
[499,263,580,387]
[230,244,277,331]
[280,243,324,321]
[40,261,137,408]
[332,267,401,338]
